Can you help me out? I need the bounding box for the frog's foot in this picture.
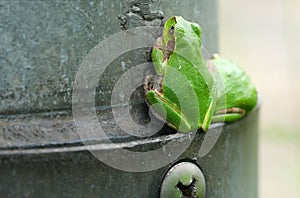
[211,108,246,123]
[144,74,163,95]
[145,90,191,133]
[144,74,155,93]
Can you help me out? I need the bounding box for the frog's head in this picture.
[161,16,202,60]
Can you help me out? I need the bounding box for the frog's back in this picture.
[213,57,257,113]
[161,17,215,129]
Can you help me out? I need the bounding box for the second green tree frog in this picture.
[144,16,257,133]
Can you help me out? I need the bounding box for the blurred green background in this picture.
[219,0,300,197]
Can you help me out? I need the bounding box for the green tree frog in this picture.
[144,16,257,133]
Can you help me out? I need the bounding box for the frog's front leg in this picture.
[145,90,192,133]
[211,108,246,123]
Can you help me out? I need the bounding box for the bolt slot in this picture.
[160,162,205,198]
[176,178,197,198]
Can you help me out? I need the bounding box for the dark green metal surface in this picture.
[0,110,258,197]
[0,0,218,115]
[0,1,258,198]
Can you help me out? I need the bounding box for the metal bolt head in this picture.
[160,162,206,198]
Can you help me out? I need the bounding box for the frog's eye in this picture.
[172,16,177,23]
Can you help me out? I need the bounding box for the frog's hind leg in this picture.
[145,90,192,133]
[211,108,246,123]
